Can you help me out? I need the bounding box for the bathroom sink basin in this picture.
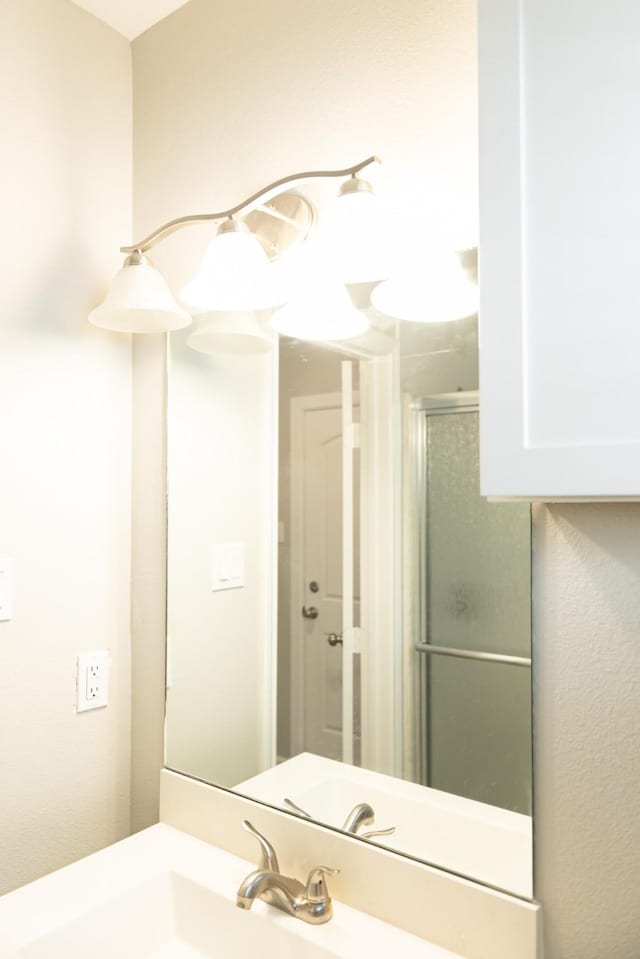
[0,824,452,959]
[20,870,334,959]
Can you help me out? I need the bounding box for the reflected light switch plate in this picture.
[212,543,244,591]
[0,559,13,622]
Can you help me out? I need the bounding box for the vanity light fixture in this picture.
[89,157,381,344]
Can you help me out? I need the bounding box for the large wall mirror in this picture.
[164,255,533,898]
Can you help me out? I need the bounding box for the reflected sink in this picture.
[237,753,533,897]
[21,871,334,959]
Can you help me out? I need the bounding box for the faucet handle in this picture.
[242,820,280,874]
[305,866,340,903]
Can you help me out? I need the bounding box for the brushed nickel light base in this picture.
[120,156,379,255]
[245,192,315,261]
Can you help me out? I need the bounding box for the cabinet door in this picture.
[479,0,640,498]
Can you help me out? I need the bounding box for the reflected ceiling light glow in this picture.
[270,286,369,342]
[270,246,369,342]
[88,253,190,333]
[180,218,286,313]
[371,251,478,324]
[186,311,273,355]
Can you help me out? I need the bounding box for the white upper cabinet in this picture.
[478,0,640,498]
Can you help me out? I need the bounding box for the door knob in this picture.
[325,632,343,647]
[302,605,319,620]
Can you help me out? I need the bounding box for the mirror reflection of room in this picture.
[154,0,531,898]
[165,245,533,896]
[272,318,531,815]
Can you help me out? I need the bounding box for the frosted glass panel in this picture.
[426,657,531,813]
[426,412,530,656]
[424,411,531,813]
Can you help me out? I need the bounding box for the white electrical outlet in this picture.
[77,651,109,712]
[211,542,245,591]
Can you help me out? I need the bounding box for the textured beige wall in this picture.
[0,0,132,894]
[130,0,477,257]
[533,504,640,958]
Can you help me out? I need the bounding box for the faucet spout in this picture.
[342,802,375,834]
[236,869,304,914]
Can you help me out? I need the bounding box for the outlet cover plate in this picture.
[77,651,109,712]
[211,543,244,591]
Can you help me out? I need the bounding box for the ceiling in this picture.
[70,0,191,40]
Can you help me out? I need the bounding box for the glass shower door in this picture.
[417,406,532,814]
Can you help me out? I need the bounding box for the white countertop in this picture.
[0,823,465,959]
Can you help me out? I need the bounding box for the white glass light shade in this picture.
[186,312,273,355]
[89,256,190,333]
[371,252,478,324]
[320,177,392,284]
[180,224,286,312]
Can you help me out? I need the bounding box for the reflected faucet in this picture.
[342,802,375,833]
[236,820,339,925]
[284,798,396,841]
[342,802,396,840]
[284,797,313,819]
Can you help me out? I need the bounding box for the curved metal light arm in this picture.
[120,155,380,255]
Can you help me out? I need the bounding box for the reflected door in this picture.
[290,392,360,762]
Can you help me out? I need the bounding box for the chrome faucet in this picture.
[236,820,339,925]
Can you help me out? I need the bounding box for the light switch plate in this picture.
[0,559,13,622]
[77,651,109,712]
[211,543,244,591]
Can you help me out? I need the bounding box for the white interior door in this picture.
[290,390,360,762]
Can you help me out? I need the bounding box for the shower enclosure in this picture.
[412,396,532,814]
